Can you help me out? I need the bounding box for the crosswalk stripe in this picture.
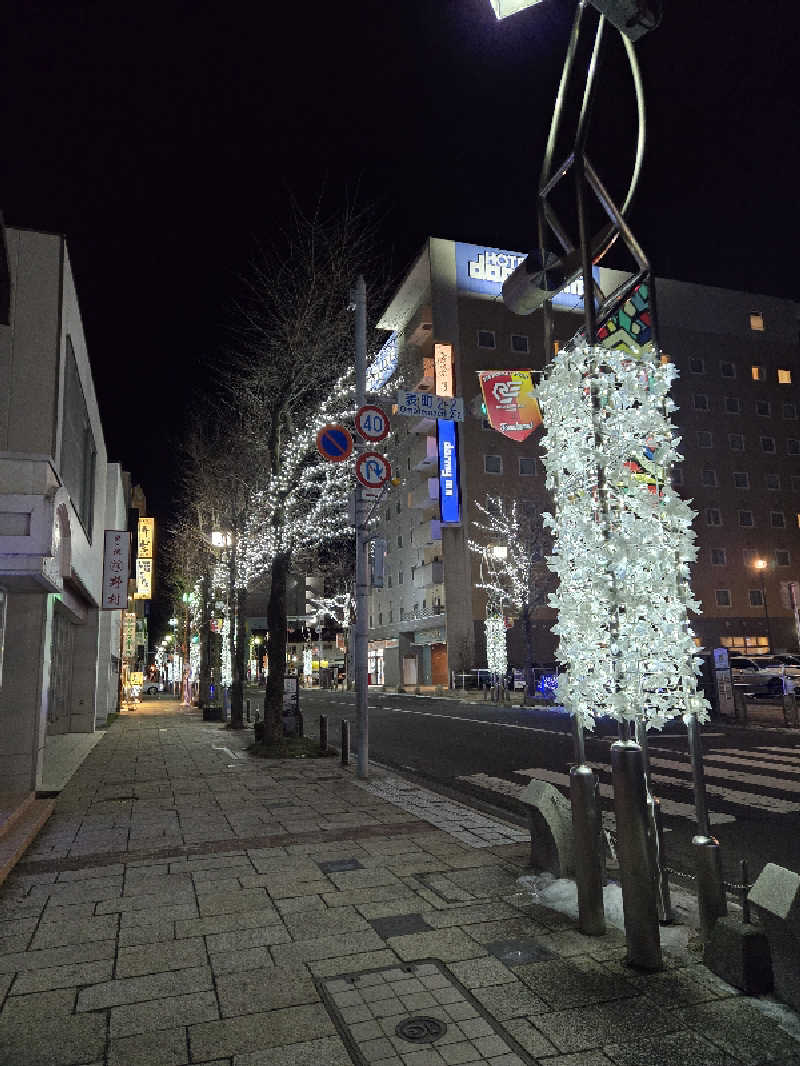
[702,753,800,775]
[722,747,800,766]
[646,756,800,796]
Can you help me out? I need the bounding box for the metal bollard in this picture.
[246,698,251,723]
[320,714,328,753]
[611,740,663,970]
[686,711,727,939]
[570,763,606,936]
[635,719,672,925]
[652,799,673,924]
[341,720,350,766]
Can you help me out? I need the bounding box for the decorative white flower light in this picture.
[536,343,709,731]
[485,613,508,677]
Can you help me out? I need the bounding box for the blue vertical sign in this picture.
[437,419,461,524]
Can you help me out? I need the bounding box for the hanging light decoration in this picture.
[537,343,709,731]
[485,612,508,677]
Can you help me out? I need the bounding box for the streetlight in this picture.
[753,558,772,653]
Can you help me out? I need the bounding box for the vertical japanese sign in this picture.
[437,419,461,525]
[434,343,454,397]
[478,370,542,442]
[135,558,153,599]
[137,517,155,558]
[122,611,136,658]
[101,530,130,610]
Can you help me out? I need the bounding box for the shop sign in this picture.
[397,390,464,422]
[414,627,446,645]
[137,517,155,559]
[434,343,454,397]
[479,370,543,442]
[101,530,130,610]
[134,557,153,599]
[454,242,596,311]
[437,418,461,524]
[122,611,136,659]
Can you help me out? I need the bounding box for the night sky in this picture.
[5,0,799,526]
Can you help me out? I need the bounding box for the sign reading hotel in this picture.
[135,557,153,600]
[137,517,155,558]
[396,389,464,422]
[454,242,596,311]
[101,530,130,610]
[479,370,543,442]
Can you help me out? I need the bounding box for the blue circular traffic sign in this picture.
[316,424,353,463]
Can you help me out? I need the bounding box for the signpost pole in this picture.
[353,275,369,779]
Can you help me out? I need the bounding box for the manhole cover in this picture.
[395,1017,448,1044]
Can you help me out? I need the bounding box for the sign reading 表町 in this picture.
[396,390,464,422]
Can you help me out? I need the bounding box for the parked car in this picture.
[760,654,800,681]
[140,680,161,696]
[729,656,786,696]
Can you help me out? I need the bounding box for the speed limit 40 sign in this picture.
[355,404,390,443]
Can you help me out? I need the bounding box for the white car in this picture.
[759,655,800,682]
[729,656,787,696]
[140,680,161,696]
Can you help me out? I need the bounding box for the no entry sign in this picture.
[316,424,353,463]
[355,451,392,489]
[355,404,390,442]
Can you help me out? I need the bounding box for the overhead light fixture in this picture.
[489,0,544,19]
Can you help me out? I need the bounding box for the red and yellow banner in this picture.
[478,370,542,442]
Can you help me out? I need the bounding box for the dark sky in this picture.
[5,0,799,526]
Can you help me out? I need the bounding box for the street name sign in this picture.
[355,451,392,489]
[355,404,390,442]
[316,424,353,462]
[396,390,464,422]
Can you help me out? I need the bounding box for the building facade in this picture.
[366,237,800,687]
[0,224,127,796]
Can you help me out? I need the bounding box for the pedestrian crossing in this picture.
[458,743,800,830]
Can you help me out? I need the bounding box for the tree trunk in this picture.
[522,602,535,701]
[199,570,212,707]
[230,585,246,728]
[264,550,290,744]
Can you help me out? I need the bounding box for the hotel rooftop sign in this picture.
[454,241,593,312]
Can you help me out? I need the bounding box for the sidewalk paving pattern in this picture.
[0,701,799,1066]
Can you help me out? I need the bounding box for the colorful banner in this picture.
[478,370,542,442]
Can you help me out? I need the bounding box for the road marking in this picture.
[212,745,240,760]
[722,747,800,766]
[646,756,800,796]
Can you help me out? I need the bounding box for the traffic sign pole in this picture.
[352,276,369,780]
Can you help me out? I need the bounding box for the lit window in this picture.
[484,455,503,474]
[701,469,718,487]
[766,473,781,490]
[728,433,744,451]
[771,512,786,528]
[693,394,709,411]
[778,369,792,384]
[711,548,727,566]
[743,548,758,567]
[689,357,705,374]
[789,440,800,456]
[760,436,776,453]
[720,361,736,379]
[797,514,800,528]
[519,457,536,476]
[750,312,764,331]
[738,510,754,527]
[725,397,741,414]
[477,330,496,349]
[749,590,764,608]
[752,365,766,381]
[756,400,771,417]
[715,589,732,607]
[776,549,791,567]
[697,430,713,448]
[706,508,722,527]
[511,334,529,354]
[733,471,750,489]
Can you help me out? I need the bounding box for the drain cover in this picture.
[395,1017,448,1044]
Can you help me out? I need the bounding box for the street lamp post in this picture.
[754,559,772,653]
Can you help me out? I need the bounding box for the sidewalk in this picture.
[0,701,798,1066]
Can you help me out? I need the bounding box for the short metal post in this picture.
[570,763,606,936]
[341,720,350,766]
[635,719,672,924]
[320,714,328,753]
[686,711,727,938]
[246,698,251,723]
[611,740,663,970]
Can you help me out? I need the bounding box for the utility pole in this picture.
[352,275,369,778]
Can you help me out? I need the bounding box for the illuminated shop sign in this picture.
[454,242,597,311]
[367,331,399,391]
[437,418,461,525]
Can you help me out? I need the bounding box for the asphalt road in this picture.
[280,688,800,887]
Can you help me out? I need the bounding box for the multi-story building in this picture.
[0,223,129,798]
[367,237,800,687]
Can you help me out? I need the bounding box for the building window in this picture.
[738,510,754,527]
[720,360,736,379]
[689,357,705,374]
[519,456,536,476]
[693,393,709,411]
[766,473,781,491]
[776,549,791,567]
[752,365,766,381]
[398,570,404,584]
[783,402,798,420]
[725,396,742,414]
[387,575,392,588]
[369,615,373,628]
[756,399,772,417]
[697,430,713,449]
[484,455,503,474]
[733,471,750,490]
[797,514,800,529]
[750,312,764,331]
[749,589,764,608]
[422,599,427,610]
[701,469,718,488]
[706,508,722,527]
[477,329,496,349]
[711,548,727,566]
[388,608,393,623]
[399,606,405,620]
[760,436,776,453]
[778,369,793,384]
[672,466,684,487]
[743,548,758,567]
[397,535,403,548]
[771,511,786,528]
[787,439,800,456]
[61,338,97,539]
[511,334,529,354]
[728,433,744,451]
[386,508,391,522]
[792,475,800,493]
[378,612,383,626]
[715,589,732,607]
